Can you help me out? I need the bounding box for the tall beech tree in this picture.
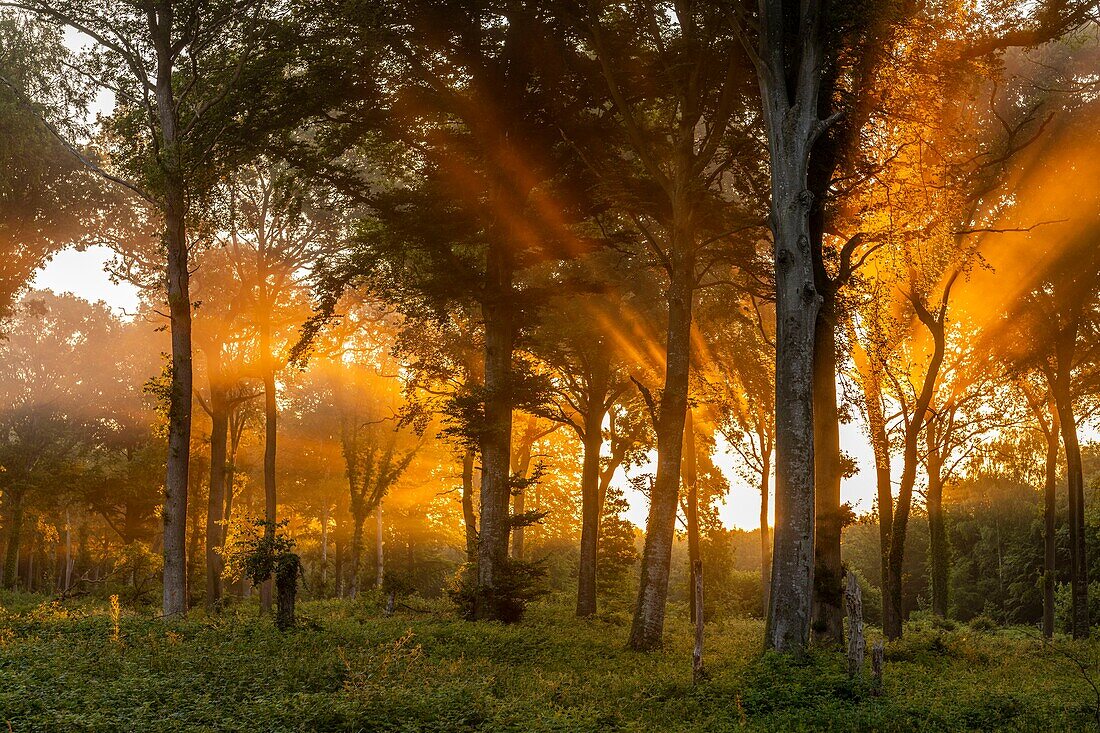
[741,0,833,654]
[570,0,762,651]
[10,0,288,617]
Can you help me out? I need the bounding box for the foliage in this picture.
[0,594,1097,731]
[449,559,547,624]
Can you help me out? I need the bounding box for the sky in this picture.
[31,245,141,316]
[28,247,882,531]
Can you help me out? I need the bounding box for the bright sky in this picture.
[31,245,141,317]
[617,411,877,530]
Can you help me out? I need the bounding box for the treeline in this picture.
[2,0,1100,657]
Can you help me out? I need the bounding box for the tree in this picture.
[570,0,762,650]
[11,0,287,617]
[0,10,100,320]
[530,291,634,617]
[740,0,832,654]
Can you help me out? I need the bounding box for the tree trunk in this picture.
[154,0,192,620]
[811,297,844,646]
[858,364,894,627]
[3,491,25,589]
[320,503,329,597]
[1054,369,1089,639]
[64,508,73,592]
[692,559,704,685]
[260,312,278,613]
[205,373,229,611]
[628,243,694,651]
[759,448,772,616]
[333,524,343,599]
[1043,402,1060,639]
[375,503,384,590]
[509,434,534,560]
[884,311,946,640]
[577,410,605,618]
[349,506,365,598]
[845,572,865,677]
[683,409,702,625]
[764,133,820,655]
[474,242,515,621]
[461,449,478,564]
[926,427,948,619]
[223,404,245,546]
[884,424,920,640]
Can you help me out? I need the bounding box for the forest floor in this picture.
[0,591,1097,732]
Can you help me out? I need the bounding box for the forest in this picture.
[2,0,1100,730]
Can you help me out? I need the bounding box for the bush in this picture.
[448,559,546,623]
[1054,581,1100,634]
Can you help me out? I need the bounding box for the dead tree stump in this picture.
[871,640,885,696]
[845,572,865,676]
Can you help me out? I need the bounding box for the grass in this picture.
[0,591,1097,731]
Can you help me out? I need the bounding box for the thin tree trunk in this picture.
[154,0,192,620]
[1054,367,1089,639]
[577,414,605,617]
[1043,402,1060,639]
[349,509,365,598]
[883,307,947,640]
[64,508,73,592]
[859,364,894,626]
[320,503,329,597]
[629,243,693,651]
[811,299,844,646]
[474,242,515,621]
[510,429,535,561]
[260,314,277,613]
[461,449,478,564]
[926,426,948,619]
[3,491,25,589]
[375,503,384,590]
[683,409,701,625]
[759,448,772,615]
[205,374,229,611]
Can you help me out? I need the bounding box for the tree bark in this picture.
[628,242,693,651]
[811,295,844,646]
[692,559,704,684]
[260,309,278,612]
[153,0,193,620]
[762,129,821,654]
[349,503,365,598]
[2,491,25,589]
[925,425,948,619]
[1053,354,1089,639]
[759,447,772,616]
[205,367,229,611]
[474,241,515,621]
[1042,401,1060,639]
[577,409,605,618]
[461,449,478,564]
[375,502,384,590]
[755,0,827,653]
[683,409,702,625]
